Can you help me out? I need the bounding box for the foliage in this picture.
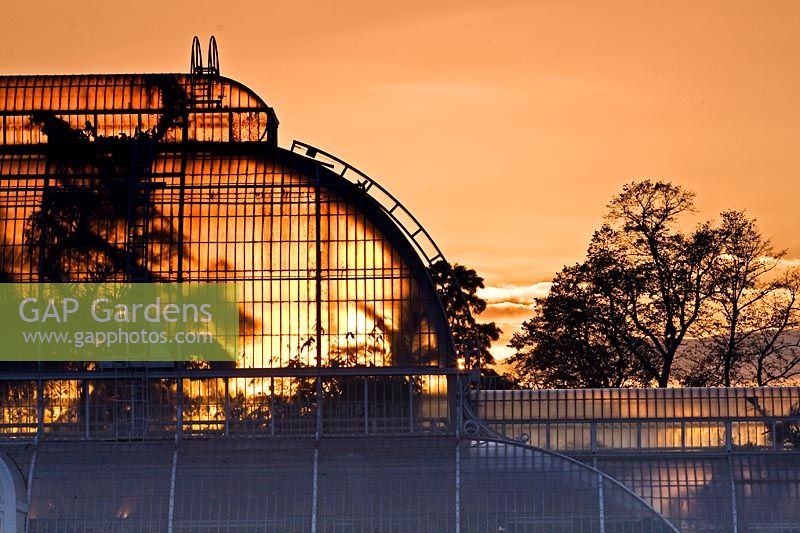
[429,260,501,369]
[511,180,800,388]
[0,76,243,378]
[23,75,189,283]
[509,264,650,388]
[684,212,800,386]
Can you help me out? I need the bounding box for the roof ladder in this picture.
[189,36,222,108]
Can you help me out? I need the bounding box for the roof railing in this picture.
[290,140,482,370]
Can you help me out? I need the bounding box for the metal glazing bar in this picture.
[176,377,183,443]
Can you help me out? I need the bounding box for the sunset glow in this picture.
[5,1,796,361]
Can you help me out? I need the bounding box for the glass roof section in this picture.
[1,437,676,532]
[0,73,278,145]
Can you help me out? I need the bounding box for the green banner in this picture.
[0,283,239,362]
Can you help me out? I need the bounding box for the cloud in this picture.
[490,345,517,361]
[475,282,552,362]
[482,302,537,322]
[779,258,800,269]
[478,282,552,305]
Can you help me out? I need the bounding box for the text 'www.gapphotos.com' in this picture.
[21,329,215,348]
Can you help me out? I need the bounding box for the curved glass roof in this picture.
[0,74,278,145]
[0,70,453,369]
[595,453,800,532]
[1,437,676,532]
[0,148,452,368]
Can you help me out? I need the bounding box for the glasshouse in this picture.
[0,38,797,532]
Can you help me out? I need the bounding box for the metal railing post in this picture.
[455,444,461,533]
[270,377,276,436]
[636,421,642,451]
[36,379,44,443]
[593,457,606,533]
[728,453,738,533]
[83,380,90,440]
[681,420,686,450]
[455,374,463,439]
[176,377,183,443]
[313,163,323,442]
[224,377,230,436]
[409,379,414,434]
[725,421,733,452]
[772,420,778,451]
[315,378,323,441]
[545,422,551,450]
[363,379,369,435]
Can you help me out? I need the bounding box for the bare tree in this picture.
[685,211,787,385]
[512,181,800,389]
[599,181,721,387]
[681,212,800,386]
[746,270,800,385]
[511,180,721,387]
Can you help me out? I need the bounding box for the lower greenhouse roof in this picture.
[1,379,799,532]
[1,436,676,533]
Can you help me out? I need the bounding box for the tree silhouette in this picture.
[684,211,800,386]
[428,260,501,369]
[24,75,190,283]
[1,76,200,435]
[512,181,722,387]
[509,263,650,388]
[746,270,800,385]
[599,181,722,387]
[511,181,800,388]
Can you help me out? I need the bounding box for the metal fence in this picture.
[589,453,800,532]
[471,383,800,531]
[6,374,800,530]
[4,437,677,532]
[6,371,800,453]
[0,369,454,441]
[472,383,800,453]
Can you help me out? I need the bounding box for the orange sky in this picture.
[3,0,799,359]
